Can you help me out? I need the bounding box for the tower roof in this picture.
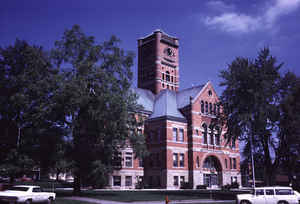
[149,89,185,120]
[138,29,178,41]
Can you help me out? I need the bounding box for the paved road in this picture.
[62,196,235,204]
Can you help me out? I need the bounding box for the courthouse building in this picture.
[108,30,241,189]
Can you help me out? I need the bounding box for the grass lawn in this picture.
[56,197,235,204]
[56,197,97,204]
[56,189,240,202]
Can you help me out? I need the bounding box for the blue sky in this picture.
[1,0,300,95]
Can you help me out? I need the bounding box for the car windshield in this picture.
[7,187,29,192]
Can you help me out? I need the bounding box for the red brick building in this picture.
[108,30,241,189]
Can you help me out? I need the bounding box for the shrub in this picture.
[180,182,192,189]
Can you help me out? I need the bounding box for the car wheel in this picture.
[46,197,54,204]
[25,199,32,204]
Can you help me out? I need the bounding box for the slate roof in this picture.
[132,88,155,112]
[149,89,185,120]
[177,85,205,109]
[133,84,206,122]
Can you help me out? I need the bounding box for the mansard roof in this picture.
[134,82,212,122]
[132,88,155,113]
[149,89,185,121]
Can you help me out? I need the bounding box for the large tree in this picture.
[51,25,146,194]
[219,48,282,185]
[277,72,300,184]
[0,40,61,180]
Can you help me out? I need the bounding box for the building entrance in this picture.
[203,156,222,187]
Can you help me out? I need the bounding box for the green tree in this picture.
[219,48,282,185]
[277,72,300,183]
[51,25,146,194]
[0,40,61,180]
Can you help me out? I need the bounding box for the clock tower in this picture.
[137,29,179,94]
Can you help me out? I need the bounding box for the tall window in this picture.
[113,176,121,186]
[217,104,220,115]
[209,125,214,145]
[162,73,165,81]
[225,159,228,169]
[112,152,122,167]
[213,103,216,115]
[179,153,184,167]
[173,153,178,167]
[125,176,132,186]
[205,101,208,113]
[125,152,133,167]
[196,156,200,168]
[179,129,184,142]
[180,176,185,185]
[174,176,179,186]
[166,71,170,82]
[202,124,207,144]
[201,100,204,113]
[209,103,212,114]
[233,158,237,169]
[173,128,178,141]
[231,139,236,149]
[215,126,220,145]
[230,158,232,169]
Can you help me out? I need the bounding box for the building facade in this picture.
[107,30,241,189]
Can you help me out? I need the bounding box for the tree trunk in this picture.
[73,172,81,195]
[56,170,60,181]
[262,135,275,186]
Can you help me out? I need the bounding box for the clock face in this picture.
[164,47,175,57]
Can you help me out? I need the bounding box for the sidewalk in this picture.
[61,196,235,204]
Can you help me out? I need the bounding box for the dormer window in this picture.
[208,90,212,96]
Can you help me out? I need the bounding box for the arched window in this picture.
[202,123,207,144]
[162,73,165,81]
[201,101,204,113]
[209,125,214,145]
[205,101,208,113]
[166,71,170,82]
[209,103,212,114]
[215,126,220,146]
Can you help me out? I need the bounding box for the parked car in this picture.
[0,185,55,203]
[294,190,300,202]
[236,186,299,204]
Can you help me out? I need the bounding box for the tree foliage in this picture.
[51,25,146,194]
[219,48,299,185]
[0,26,146,191]
[0,40,62,179]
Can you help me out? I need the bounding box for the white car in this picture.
[236,186,299,204]
[295,190,300,202]
[0,185,56,204]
